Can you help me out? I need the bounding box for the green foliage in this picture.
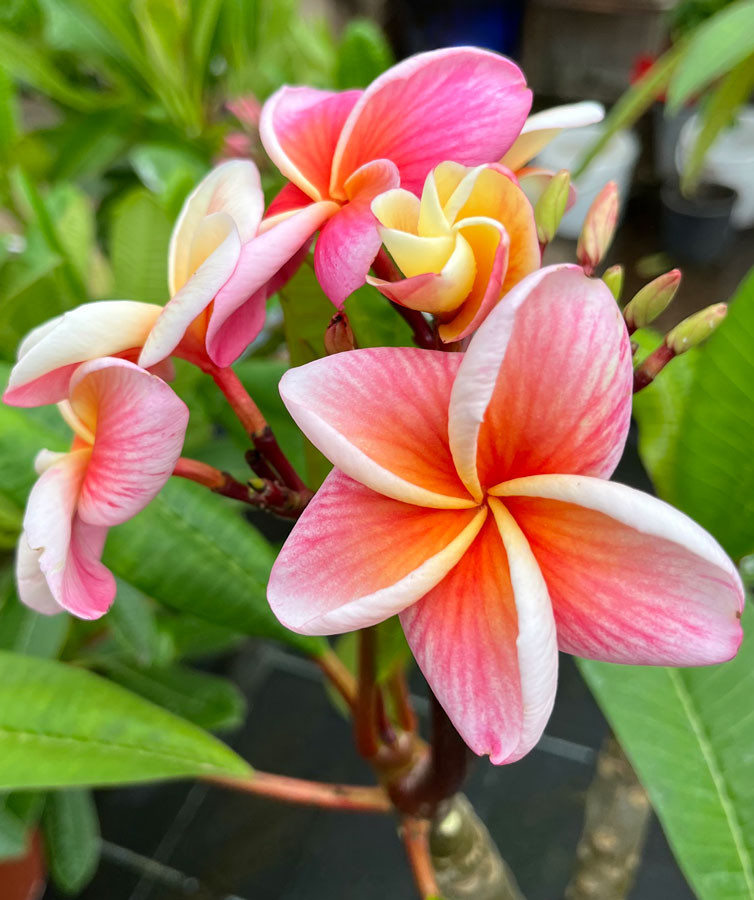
[42,790,100,894]
[0,795,28,862]
[106,579,161,667]
[109,187,172,303]
[335,18,394,89]
[0,651,251,789]
[580,600,754,900]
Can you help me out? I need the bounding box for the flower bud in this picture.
[324,312,356,355]
[665,304,727,355]
[576,181,619,274]
[623,269,681,333]
[602,265,624,301]
[534,169,570,245]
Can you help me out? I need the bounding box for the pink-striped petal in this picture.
[207,199,339,366]
[3,301,162,407]
[264,182,314,223]
[268,468,486,635]
[279,349,474,508]
[314,159,400,306]
[260,87,361,201]
[70,358,188,526]
[331,48,531,196]
[169,160,263,295]
[59,516,114,619]
[495,475,744,665]
[448,265,632,500]
[501,101,605,171]
[401,499,557,764]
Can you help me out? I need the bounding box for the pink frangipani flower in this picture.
[267,264,744,764]
[17,358,189,619]
[140,160,337,370]
[260,47,533,307]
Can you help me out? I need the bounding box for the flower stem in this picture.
[208,771,391,814]
[633,342,675,392]
[402,817,441,898]
[388,669,418,734]
[355,627,381,758]
[318,649,358,711]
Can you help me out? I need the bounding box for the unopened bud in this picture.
[602,265,624,301]
[577,181,619,274]
[324,312,356,355]
[623,269,681,333]
[534,169,570,245]
[665,303,727,355]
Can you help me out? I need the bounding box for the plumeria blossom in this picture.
[139,160,337,370]
[267,264,744,764]
[17,358,188,619]
[502,101,605,207]
[2,301,164,407]
[367,162,540,342]
[260,47,533,307]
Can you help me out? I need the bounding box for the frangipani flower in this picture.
[260,47,532,307]
[2,301,163,407]
[367,162,540,342]
[140,160,336,370]
[268,264,744,763]
[17,358,188,619]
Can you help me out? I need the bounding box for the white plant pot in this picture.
[535,124,640,239]
[676,106,754,229]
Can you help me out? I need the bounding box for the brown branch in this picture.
[633,343,675,393]
[318,649,358,711]
[402,817,440,899]
[355,627,380,758]
[388,669,418,734]
[209,771,391,814]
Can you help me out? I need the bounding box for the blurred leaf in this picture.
[45,183,95,285]
[0,795,27,862]
[669,265,754,559]
[345,283,413,349]
[100,660,246,732]
[681,54,754,193]
[0,260,71,360]
[48,110,133,181]
[157,612,243,661]
[0,493,23,549]
[335,18,393,89]
[42,790,99,894]
[190,0,223,86]
[106,579,160,666]
[632,329,701,499]
[0,594,69,659]
[104,478,326,657]
[129,142,206,206]
[0,66,19,166]
[580,601,754,900]
[0,651,251,789]
[109,187,172,303]
[667,0,754,112]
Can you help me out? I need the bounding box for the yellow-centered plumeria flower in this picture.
[367,162,540,342]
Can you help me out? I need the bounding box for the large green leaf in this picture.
[0,795,27,862]
[667,0,754,112]
[580,602,754,900]
[42,790,100,894]
[670,266,754,559]
[335,18,393,89]
[0,651,250,789]
[109,187,171,303]
[104,478,326,657]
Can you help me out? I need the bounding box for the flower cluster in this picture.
[3,47,743,763]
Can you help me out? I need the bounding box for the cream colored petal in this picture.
[371,189,421,233]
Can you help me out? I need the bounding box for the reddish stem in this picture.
[401,817,440,898]
[209,771,391,814]
[210,365,267,435]
[355,627,381,759]
[388,670,418,734]
[633,343,676,393]
[318,649,358,711]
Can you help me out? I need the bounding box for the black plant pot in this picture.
[661,181,737,266]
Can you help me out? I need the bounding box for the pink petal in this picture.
[502,101,605,171]
[260,87,361,201]
[60,516,115,619]
[495,475,744,665]
[207,199,339,367]
[331,48,531,196]
[279,348,474,508]
[70,358,189,526]
[401,499,557,764]
[3,301,162,407]
[169,160,264,294]
[448,265,632,500]
[265,182,316,222]
[268,468,486,635]
[139,218,240,369]
[314,159,400,306]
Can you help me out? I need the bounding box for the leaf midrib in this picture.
[669,668,754,897]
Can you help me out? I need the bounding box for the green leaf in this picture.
[0,795,27,862]
[0,593,69,660]
[106,579,160,666]
[335,18,393,89]
[344,283,413,349]
[670,265,754,559]
[632,329,701,499]
[0,260,72,360]
[109,187,172,303]
[104,478,326,657]
[667,0,754,112]
[0,651,251,789]
[99,660,246,732]
[681,54,754,193]
[42,790,100,894]
[45,183,95,286]
[156,612,243,662]
[0,65,19,165]
[579,602,754,900]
